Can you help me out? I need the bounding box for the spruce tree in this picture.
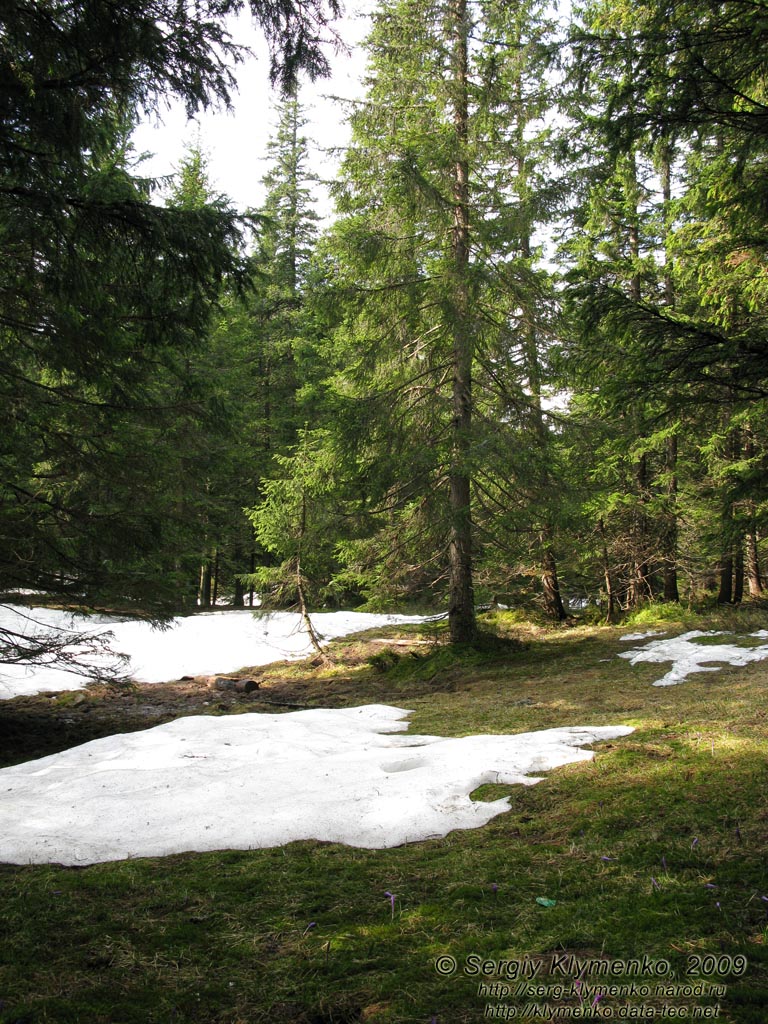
[320,0,561,638]
[0,0,340,616]
[561,0,768,605]
[236,92,331,611]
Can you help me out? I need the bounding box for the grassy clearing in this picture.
[1,610,768,1023]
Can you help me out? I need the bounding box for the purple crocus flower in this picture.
[384,891,396,917]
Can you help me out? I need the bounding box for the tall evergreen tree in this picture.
[249,91,322,456]
[234,92,328,608]
[560,0,768,607]
[317,0,560,638]
[0,0,340,669]
[161,103,324,611]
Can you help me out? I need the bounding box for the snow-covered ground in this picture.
[619,629,768,686]
[3,606,765,866]
[7,605,768,699]
[0,705,633,865]
[0,605,441,700]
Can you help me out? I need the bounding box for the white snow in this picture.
[0,606,440,700]
[619,630,665,642]
[0,705,633,865]
[618,629,768,686]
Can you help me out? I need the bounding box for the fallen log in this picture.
[209,676,260,693]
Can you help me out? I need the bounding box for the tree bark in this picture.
[662,434,680,601]
[541,543,567,621]
[717,425,741,604]
[622,149,653,607]
[599,519,617,623]
[519,171,567,623]
[198,559,212,608]
[659,140,675,306]
[296,492,324,655]
[743,432,763,598]
[627,147,642,303]
[746,519,763,597]
[717,550,733,604]
[733,544,744,604]
[659,145,680,602]
[447,0,476,645]
[629,453,652,606]
[211,547,220,607]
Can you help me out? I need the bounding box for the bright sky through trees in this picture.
[6,0,768,654]
[132,4,374,215]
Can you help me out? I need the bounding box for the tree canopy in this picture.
[3,0,768,662]
[0,0,340,619]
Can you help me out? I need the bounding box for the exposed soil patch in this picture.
[0,631,456,769]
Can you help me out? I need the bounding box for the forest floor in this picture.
[0,621,458,769]
[1,606,767,1023]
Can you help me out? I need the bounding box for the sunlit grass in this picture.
[1,610,768,1022]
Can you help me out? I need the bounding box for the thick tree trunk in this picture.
[746,520,763,597]
[541,544,567,621]
[198,560,212,608]
[625,149,655,608]
[447,0,476,645]
[743,434,763,598]
[627,148,642,304]
[717,551,733,604]
[449,476,476,643]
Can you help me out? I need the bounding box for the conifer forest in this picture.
[3,0,768,647]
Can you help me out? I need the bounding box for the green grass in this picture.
[1,610,768,1023]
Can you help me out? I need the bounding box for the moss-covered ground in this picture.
[1,607,767,1023]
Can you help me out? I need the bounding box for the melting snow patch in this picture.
[0,606,441,700]
[618,630,768,686]
[0,706,633,865]
[619,631,666,642]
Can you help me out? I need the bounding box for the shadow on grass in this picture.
[1,612,768,1022]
